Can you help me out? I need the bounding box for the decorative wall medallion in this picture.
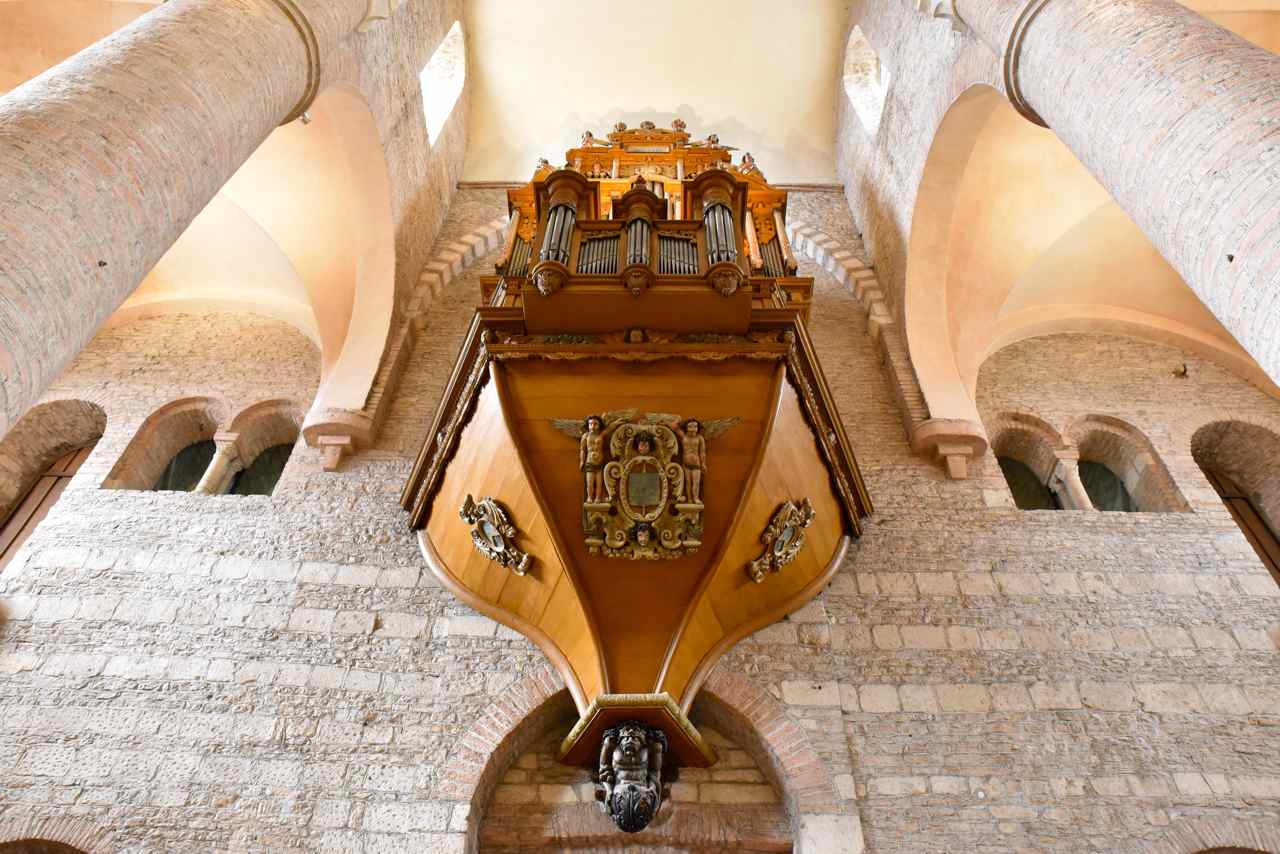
[459,494,531,575]
[747,498,816,582]
[554,411,739,559]
[596,721,668,833]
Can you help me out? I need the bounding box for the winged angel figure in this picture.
[553,411,739,506]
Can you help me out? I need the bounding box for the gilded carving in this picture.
[460,494,531,575]
[710,267,743,297]
[554,412,739,559]
[747,498,816,583]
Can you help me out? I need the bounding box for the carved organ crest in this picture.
[554,411,739,560]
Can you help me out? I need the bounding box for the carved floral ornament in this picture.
[748,498,817,582]
[459,494,531,575]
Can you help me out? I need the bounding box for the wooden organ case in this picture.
[401,120,872,834]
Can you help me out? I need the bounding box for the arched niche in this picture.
[904,82,1279,440]
[103,397,227,492]
[441,666,859,853]
[0,400,106,520]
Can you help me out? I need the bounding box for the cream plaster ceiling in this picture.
[462,0,850,184]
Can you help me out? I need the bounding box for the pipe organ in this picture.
[404,120,869,837]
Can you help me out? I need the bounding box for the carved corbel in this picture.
[303,408,375,473]
[913,0,969,32]
[910,418,989,479]
[358,0,404,32]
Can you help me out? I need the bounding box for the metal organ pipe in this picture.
[627,219,651,268]
[704,203,737,267]
[541,203,576,266]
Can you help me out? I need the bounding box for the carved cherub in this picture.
[535,157,552,172]
[680,419,707,504]
[581,130,611,148]
[553,410,638,504]
[597,722,667,834]
[739,152,759,174]
[614,121,628,133]
[671,117,687,132]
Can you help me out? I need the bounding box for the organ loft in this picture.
[401,122,871,833]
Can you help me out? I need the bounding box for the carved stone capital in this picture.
[910,418,989,479]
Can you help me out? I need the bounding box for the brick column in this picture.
[0,0,368,435]
[958,0,1280,386]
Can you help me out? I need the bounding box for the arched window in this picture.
[420,21,465,144]
[997,456,1060,510]
[986,413,1067,510]
[1193,421,1280,583]
[1068,415,1189,513]
[0,443,97,572]
[153,439,216,492]
[229,443,293,496]
[223,399,302,497]
[1079,460,1137,512]
[843,26,889,136]
[104,398,225,492]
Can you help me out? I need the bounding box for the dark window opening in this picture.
[997,456,1060,510]
[0,444,96,573]
[1203,468,1280,581]
[153,439,216,492]
[1079,460,1137,512]
[229,443,294,496]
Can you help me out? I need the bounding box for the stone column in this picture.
[195,432,243,495]
[0,0,369,435]
[956,0,1280,386]
[1049,454,1094,511]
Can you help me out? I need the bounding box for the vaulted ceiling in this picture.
[462,0,850,183]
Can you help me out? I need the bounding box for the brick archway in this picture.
[0,814,112,854]
[437,663,864,853]
[1151,816,1280,854]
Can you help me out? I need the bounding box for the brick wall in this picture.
[1,192,1279,852]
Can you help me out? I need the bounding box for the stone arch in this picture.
[0,813,111,853]
[1151,815,1280,854]
[228,399,304,472]
[985,411,1067,486]
[1066,414,1190,513]
[1192,420,1280,534]
[440,665,861,853]
[904,83,1278,476]
[103,397,228,491]
[0,400,106,520]
[843,26,889,136]
[296,84,397,447]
